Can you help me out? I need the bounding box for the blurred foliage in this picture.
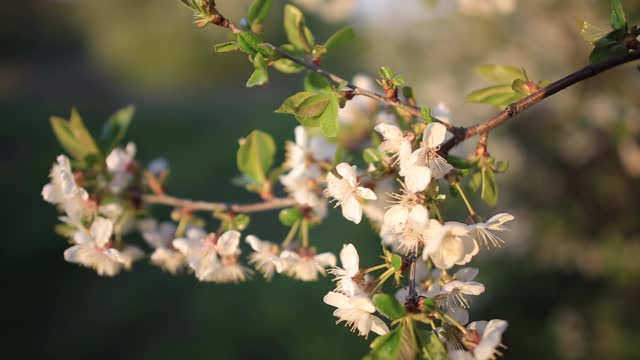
[2,0,640,359]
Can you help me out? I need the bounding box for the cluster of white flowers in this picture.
[280,125,336,217]
[42,144,170,276]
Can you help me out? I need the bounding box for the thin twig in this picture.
[440,50,640,154]
[209,10,452,128]
[142,194,297,213]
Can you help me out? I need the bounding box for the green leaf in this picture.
[367,326,403,360]
[101,105,135,154]
[68,108,100,156]
[279,208,303,226]
[465,85,525,109]
[283,4,314,52]
[610,0,627,31]
[237,31,264,57]
[416,330,448,360]
[363,147,384,166]
[589,42,628,63]
[319,93,339,138]
[236,130,276,183]
[474,64,527,84]
[276,92,329,117]
[447,155,479,169]
[246,54,269,87]
[273,44,306,73]
[324,27,355,52]
[469,170,482,193]
[214,41,240,53]
[379,66,394,80]
[233,214,251,231]
[248,0,273,29]
[256,43,279,60]
[420,107,433,123]
[481,166,498,207]
[373,294,406,321]
[304,72,332,94]
[390,254,403,271]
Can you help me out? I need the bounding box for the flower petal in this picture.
[423,122,447,148]
[340,244,360,277]
[341,195,363,224]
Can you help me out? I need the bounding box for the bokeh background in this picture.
[3,0,640,359]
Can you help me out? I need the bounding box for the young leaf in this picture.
[447,155,479,169]
[283,4,314,52]
[416,329,448,360]
[465,85,524,109]
[68,108,100,156]
[610,0,627,31]
[474,64,527,84]
[304,72,332,94]
[373,294,406,321]
[420,107,434,123]
[273,44,306,73]
[390,254,403,271]
[481,166,498,207]
[246,54,269,87]
[276,92,329,117]
[248,0,273,29]
[324,26,355,52]
[101,105,135,153]
[237,31,264,57]
[237,130,276,183]
[50,117,86,160]
[214,41,240,53]
[319,93,339,138]
[367,326,403,360]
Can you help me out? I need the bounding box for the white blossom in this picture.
[246,235,281,280]
[398,141,433,193]
[383,204,430,252]
[277,249,336,281]
[409,123,454,179]
[63,217,143,276]
[42,155,92,222]
[469,213,515,248]
[328,244,362,296]
[173,229,225,282]
[463,320,509,360]
[323,291,389,338]
[440,267,485,309]
[326,163,377,224]
[106,142,137,193]
[138,218,185,274]
[374,123,410,163]
[284,125,336,170]
[424,220,479,270]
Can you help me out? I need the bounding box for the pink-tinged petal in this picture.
[356,186,377,200]
[423,122,447,148]
[63,244,83,263]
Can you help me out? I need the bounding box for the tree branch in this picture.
[142,194,297,213]
[440,50,640,154]
[208,9,452,128]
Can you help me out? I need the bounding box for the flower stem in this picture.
[300,219,310,248]
[454,182,476,217]
[282,220,300,248]
[364,263,389,274]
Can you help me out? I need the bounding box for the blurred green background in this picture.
[3,0,640,359]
